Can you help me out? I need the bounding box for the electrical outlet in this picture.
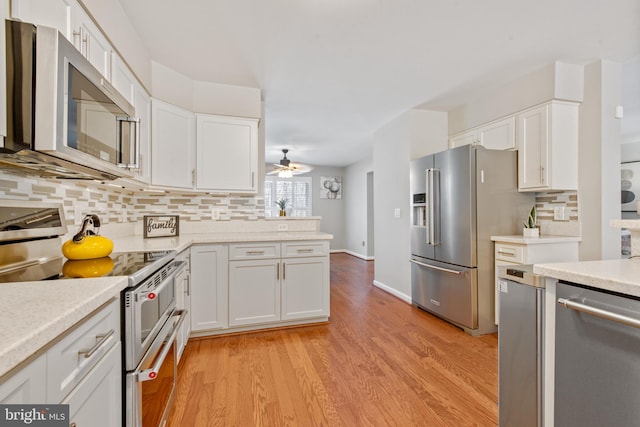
[277,223,288,231]
[211,208,220,221]
[394,208,401,218]
[553,206,569,221]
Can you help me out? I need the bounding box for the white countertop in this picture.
[491,235,581,244]
[113,231,333,253]
[534,259,640,298]
[0,277,128,378]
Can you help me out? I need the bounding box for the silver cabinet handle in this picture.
[246,250,265,255]
[497,250,516,256]
[296,248,314,253]
[558,298,640,329]
[283,263,286,280]
[277,262,280,280]
[78,329,115,359]
[409,259,462,275]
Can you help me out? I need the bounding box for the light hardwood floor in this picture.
[168,253,498,426]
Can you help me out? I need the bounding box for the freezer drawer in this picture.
[410,257,477,329]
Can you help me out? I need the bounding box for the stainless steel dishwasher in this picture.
[497,265,545,427]
[555,281,640,427]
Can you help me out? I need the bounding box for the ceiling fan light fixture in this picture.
[278,169,293,178]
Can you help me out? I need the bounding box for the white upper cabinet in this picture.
[132,83,151,183]
[517,101,578,191]
[111,53,136,105]
[196,114,259,193]
[449,116,516,150]
[71,6,112,80]
[11,0,74,39]
[151,98,196,188]
[449,130,477,148]
[478,116,516,150]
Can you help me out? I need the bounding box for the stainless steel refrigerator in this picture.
[410,144,534,335]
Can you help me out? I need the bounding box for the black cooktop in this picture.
[1,250,175,287]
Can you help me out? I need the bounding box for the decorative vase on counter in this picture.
[279,210,286,217]
[523,227,539,238]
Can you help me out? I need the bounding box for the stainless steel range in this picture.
[0,201,186,427]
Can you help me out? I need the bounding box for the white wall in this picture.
[578,60,622,260]
[372,109,448,302]
[344,155,373,258]
[448,62,583,134]
[80,0,152,88]
[151,61,261,119]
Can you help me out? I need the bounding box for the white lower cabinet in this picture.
[229,259,280,326]
[0,298,121,424]
[0,354,46,404]
[175,249,191,362]
[190,245,229,332]
[62,342,121,427]
[228,241,330,329]
[281,256,329,320]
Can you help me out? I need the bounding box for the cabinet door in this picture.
[111,53,135,104]
[281,256,329,320]
[151,99,196,188]
[518,105,548,190]
[478,116,515,150]
[11,0,74,39]
[0,354,46,404]
[448,130,477,149]
[196,114,258,193]
[63,343,122,427]
[190,245,229,332]
[72,7,112,80]
[133,83,151,183]
[175,265,189,361]
[229,259,280,326]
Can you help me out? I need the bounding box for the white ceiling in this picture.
[118,0,640,167]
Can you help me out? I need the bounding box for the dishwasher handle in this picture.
[558,298,640,329]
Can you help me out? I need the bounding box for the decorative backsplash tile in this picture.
[535,190,580,236]
[0,170,265,230]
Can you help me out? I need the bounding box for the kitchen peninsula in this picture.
[0,216,332,415]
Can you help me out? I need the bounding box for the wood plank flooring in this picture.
[168,253,498,426]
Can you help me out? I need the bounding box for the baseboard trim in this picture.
[372,280,412,304]
[330,249,374,261]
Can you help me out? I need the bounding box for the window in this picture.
[264,176,312,217]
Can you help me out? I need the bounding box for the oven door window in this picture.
[67,64,134,166]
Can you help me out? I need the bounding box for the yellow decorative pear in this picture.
[62,214,114,260]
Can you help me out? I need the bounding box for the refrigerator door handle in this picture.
[409,259,462,275]
[427,168,437,245]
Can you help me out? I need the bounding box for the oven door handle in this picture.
[137,260,186,304]
[137,309,186,382]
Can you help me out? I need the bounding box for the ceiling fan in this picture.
[268,149,312,177]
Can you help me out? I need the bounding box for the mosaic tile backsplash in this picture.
[535,190,580,236]
[0,170,580,238]
[0,170,265,231]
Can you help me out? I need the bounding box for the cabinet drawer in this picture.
[495,243,524,264]
[282,241,329,258]
[229,243,280,260]
[47,298,120,402]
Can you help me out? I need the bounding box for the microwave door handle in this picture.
[117,116,140,169]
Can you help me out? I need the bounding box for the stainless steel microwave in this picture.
[1,20,139,180]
